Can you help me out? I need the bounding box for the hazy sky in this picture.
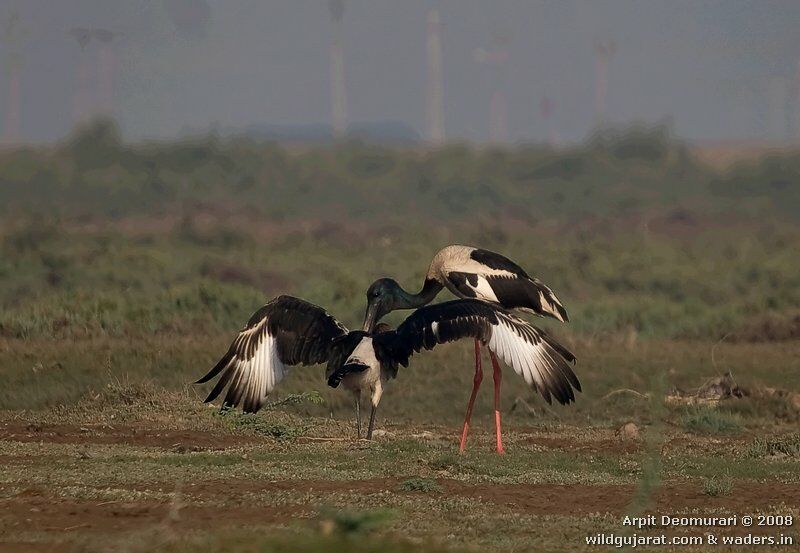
[3,0,800,144]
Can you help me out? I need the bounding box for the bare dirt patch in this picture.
[452,480,800,515]
[0,493,307,538]
[33,477,798,518]
[0,422,259,451]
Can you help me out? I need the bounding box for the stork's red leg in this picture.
[490,351,505,455]
[459,339,483,453]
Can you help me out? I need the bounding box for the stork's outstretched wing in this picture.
[377,299,580,405]
[195,295,348,413]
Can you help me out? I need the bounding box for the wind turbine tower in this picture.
[2,10,24,145]
[794,60,800,142]
[426,8,445,145]
[474,32,510,144]
[70,27,121,124]
[540,95,559,146]
[593,39,615,125]
[765,76,788,142]
[328,0,348,138]
[70,28,94,126]
[93,29,120,117]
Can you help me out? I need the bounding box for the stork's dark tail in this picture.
[486,275,570,322]
[327,362,369,388]
[530,278,569,322]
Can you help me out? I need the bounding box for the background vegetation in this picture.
[2,120,800,339]
[1,122,799,551]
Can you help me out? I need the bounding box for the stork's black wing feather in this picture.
[375,299,580,405]
[195,295,348,413]
[375,300,497,366]
[470,248,530,277]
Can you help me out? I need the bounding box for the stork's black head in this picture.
[363,278,403,332]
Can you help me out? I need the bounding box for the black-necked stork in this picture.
[362,244,570,453]
[195,295,579,445]
[195,295,391,438]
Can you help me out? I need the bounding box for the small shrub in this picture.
[703,473,733,497]
[426,453,461,472]
[398,478,441,493]
[680,407,742,434]
[745,433,800,458]
[265,391,324,410]
[245,420,311,441]
[212,393,323,441]
[213,410,312,441]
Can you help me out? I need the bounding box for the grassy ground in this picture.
[1,336,799,552]
[3,220,800,342]
[2,221,799,551]
[2,131,800,551]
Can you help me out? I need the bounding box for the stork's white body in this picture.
[339,336,387,409]
[427,245,505,278]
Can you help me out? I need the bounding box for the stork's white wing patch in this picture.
[229,333,289,407]
[487,317,550,392]
[469,275,500,303]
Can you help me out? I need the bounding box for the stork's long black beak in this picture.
[363,300,379,332]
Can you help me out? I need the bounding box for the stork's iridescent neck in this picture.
[362,277,443,331]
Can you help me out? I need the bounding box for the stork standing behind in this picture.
[195,295,579,445]
[363,245,570,453]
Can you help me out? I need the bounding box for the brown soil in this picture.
[7,477,797,524]
[172,477,800,516]
[0,493,308,552]
[3,421,798,549]
[0,422,259,451]
[4,421,738,457]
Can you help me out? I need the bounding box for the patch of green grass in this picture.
[680,406,742,435]
[745,433,800,458]
[421,446,633,485]
[211,394,323,440]
[703,473,733,497]
[226,415,313,441]
[156,453,246,467]
[665,454,800,482]
[318,507,396,537]
[265,391,325,409]
[398,478,442,493]
[426,452,462,472]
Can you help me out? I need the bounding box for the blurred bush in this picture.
[1,120,799,341]
[0,120,715,223]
